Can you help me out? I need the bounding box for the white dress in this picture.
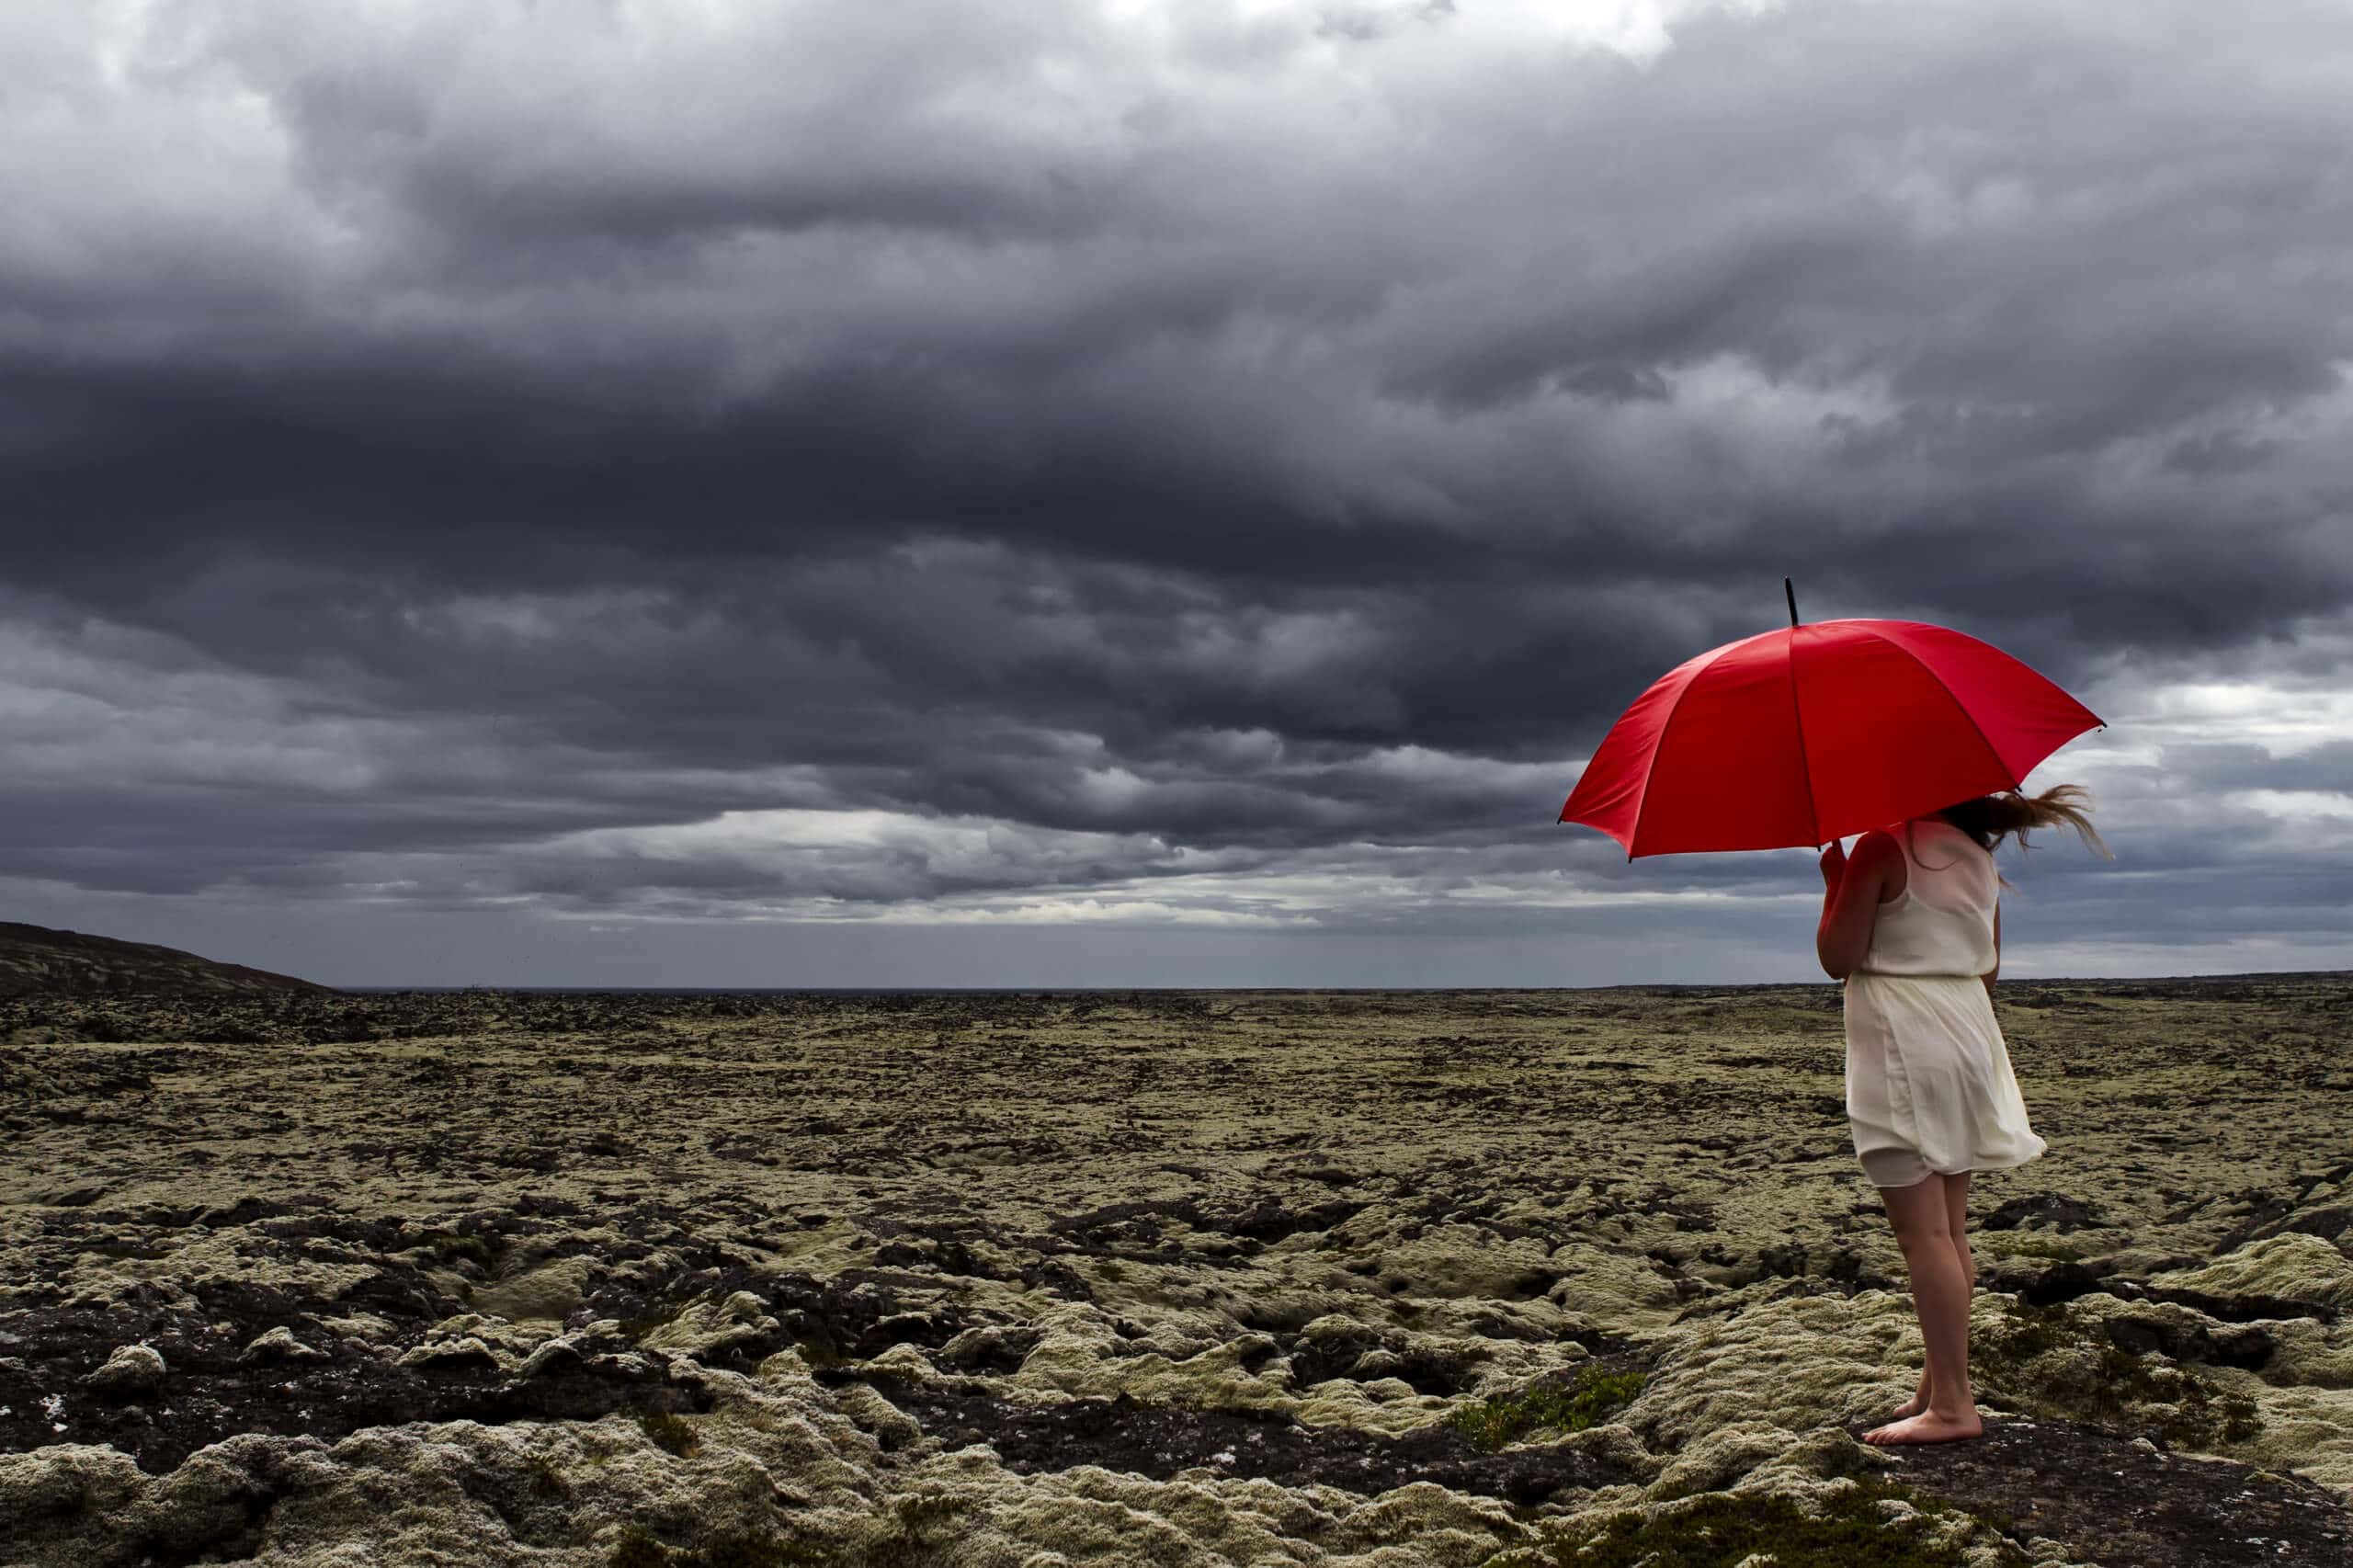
[1844,818,2047,1188]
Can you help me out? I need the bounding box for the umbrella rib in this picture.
[1785,627,1822,850]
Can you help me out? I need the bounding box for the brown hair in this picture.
[1905,783,2112,889]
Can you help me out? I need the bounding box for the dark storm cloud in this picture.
[4,0,2350,977]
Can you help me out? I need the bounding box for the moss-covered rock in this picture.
[7,983,2353,1565]
[2150,1234,2353,1316]
[1972,1295,2264,1451]
[1483,1477,2026,1568]
[1624,1290,1922,1447]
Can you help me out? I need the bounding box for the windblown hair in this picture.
[1905,783,2112,889]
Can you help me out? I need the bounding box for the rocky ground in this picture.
[1,976,2349,1567]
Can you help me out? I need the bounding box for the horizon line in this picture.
[318,966,2353,994]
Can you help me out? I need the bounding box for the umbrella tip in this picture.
[1784,577,1799,627]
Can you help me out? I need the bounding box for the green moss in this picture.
[890,1493,974,1534]
[1976,1300,2265,1449]
[1984,1234,2086,1262]
[608,1525,835,1568]
[416,1229,496,1267]
[637,1409,699,1458]
[610,1527,669,1568]
[523,1450,571,1499]
[1449,1363,1647,1452]
[859,1494,977,1568]
[1095,1259,1128,1281]
[1482,1479,2024,1568]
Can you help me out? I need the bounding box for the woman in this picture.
[1814,785,2109,1446]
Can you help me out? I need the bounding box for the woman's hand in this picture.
[1817,831,1897,979]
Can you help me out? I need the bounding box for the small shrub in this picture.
[892,1493,974,1534]
[638,1410,698,1458]
[416,1230,495,1267]
[523,1451,571,1499]
[860,1493,977,1568]
[610,1526,671,1568]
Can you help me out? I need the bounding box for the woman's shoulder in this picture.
[1890,817,1989,866]
[1852,826,1906,858]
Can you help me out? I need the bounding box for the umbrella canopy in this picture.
[1559,619,2102,858]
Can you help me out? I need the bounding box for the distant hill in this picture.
[0,922,332,997]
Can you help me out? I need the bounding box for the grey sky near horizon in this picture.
[5,0,2351,988]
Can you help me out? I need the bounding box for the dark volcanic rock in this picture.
[1867,1415,2353,1568]
[873,1378,1636,1504]
[1281,1324,1484,1396]
[0,1274,706,1472]
[1982,1193,2111,1234]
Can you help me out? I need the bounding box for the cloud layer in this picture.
[4,0,2349,983]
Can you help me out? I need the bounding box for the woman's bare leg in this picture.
[1888,1171,1973,1419]
[1864,1173,1984,1444]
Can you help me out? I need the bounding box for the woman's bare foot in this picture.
[1887,1372,1932,1420]
[1863,1408,1984,1445]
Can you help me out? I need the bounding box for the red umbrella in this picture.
[1559,587,2102,858]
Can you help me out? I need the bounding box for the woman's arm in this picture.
[1982,902,2001,997]
[1816,832,1901,980]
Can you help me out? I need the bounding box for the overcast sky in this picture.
[5,0,2350,987]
